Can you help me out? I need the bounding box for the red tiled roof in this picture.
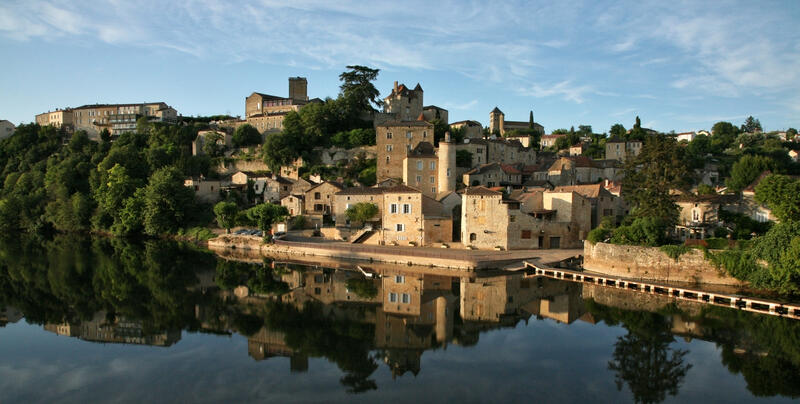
[463,186,502,196]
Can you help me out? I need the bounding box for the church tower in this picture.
[489,107,505,135]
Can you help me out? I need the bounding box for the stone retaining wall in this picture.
[583,242,746,286]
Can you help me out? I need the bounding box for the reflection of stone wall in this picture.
[583,242,746,286]
[582,283,704,316]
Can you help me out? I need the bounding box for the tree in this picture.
[338,65,382,122]
[232,124,262,147]
[610,124,626,138]
[726,155,776,192]
[787,128,798,140]
[711,121,740,152]
[578,125,593,137]
[246,203,288,238]
[214,201,239,233]
[529,111,534,129]
[345,202,379,227]
[696,183,716,195]
[741,116,763,133]
[141,167,196,235]
[755,174,800,222]
[622,135,687,226]
[456,150,473,168]
[202,131,225,157]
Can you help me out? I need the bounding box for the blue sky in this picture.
[1,0,799,133]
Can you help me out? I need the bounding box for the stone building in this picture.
[422,105,448,124]
[455,137,536,169]
[449,120,483,139]
[0,120,15,140]
[401,136,456,199]
[462,163,522,188]
[382,82,424,122]
[545,156,602,186]
[674,194,738,240]
[303,181,343,218]
[184,177,225,204]
[35,109,74,131]
[540,134,566,149]
[281,194,304,217]
[551,184,621,227]
[245,77,318,133]
[488,107,544,135]
[605,137,642,161]
[461,186,590,250]
[380,185,452,246]
[376,119,434,181]
[37,102,178,139]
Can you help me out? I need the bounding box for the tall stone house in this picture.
[245,77,321,133]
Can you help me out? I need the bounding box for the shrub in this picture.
[290,215,307,230]
[587,227,612,244]
[609,217,668,247]
[704,237,730,250]
[660,244,690,261]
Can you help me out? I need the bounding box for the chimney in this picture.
[393,81,398,94]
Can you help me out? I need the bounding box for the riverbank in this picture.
[207,234,582,270]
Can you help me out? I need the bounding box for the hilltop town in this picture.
[4,66,800,292]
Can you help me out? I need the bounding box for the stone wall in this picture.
[583,242,746,286]
[216,159,271,177]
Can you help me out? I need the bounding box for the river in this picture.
[0,235,797,403]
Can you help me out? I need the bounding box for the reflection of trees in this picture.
[265,300,378,393]
[586,300,691,404]
[609,330,691,404]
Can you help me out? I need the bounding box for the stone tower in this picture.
[489,107,505,135]
[289,77,308,102]
[438,132,456,194]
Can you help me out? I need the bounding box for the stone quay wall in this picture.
[583,242,746,286]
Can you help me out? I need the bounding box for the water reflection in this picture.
[0,235,799,401]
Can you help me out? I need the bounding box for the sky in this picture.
[1,0,799,134]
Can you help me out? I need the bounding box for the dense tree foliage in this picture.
[0,122,211,237]
[726,155,776,192]
[622,135,687,226]
[213,201,239,233]
[345,202,379,227]
[232,124,262,147]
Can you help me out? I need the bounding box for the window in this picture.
[521,230,532,239]
[416,175,422,183]
[417,160,423,170]
[403,204,411,214]
[510,215,516,222]
[477,148,483,153]
[396,223,405,231]
[446,168,451,177]
[395,275,405,283]
[386,156,390,164]
[407,144,412,152]
[314,204,323,211]
[314,192,321,200]
[401,293,410,304]
[386,144,393,152]
[429,176,435,183]
[390,204,398,213]
[432,187,436,193]
[429,161,435,170]
[387,132,393,139]
[423,131,427,138]
[389,292,397,302]
[406,131,412,139]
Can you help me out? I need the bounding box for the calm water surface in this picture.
[0,236,797,403]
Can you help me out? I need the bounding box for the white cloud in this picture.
[520,80,594,104]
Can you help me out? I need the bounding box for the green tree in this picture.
[141,167,196,235]
[741,116,763,133]
[755,174,800,222]
[232,124,262,147]
[696,183,716,195]
[610,124,626,138]
[711,121,740,152]
[246,203,288,238]
[456,150,473,168]
[622,135,687,226]
[338,65,382,112]
[214,201,239,233]
[787,128,797,140]
[201,131,225,157]
[726,155,776,192]
[345,202,379,227]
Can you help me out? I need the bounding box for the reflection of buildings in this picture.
[248,326,308,372]
[460,273,585,325]
[44,312,181,347]
[0,306,23,326]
